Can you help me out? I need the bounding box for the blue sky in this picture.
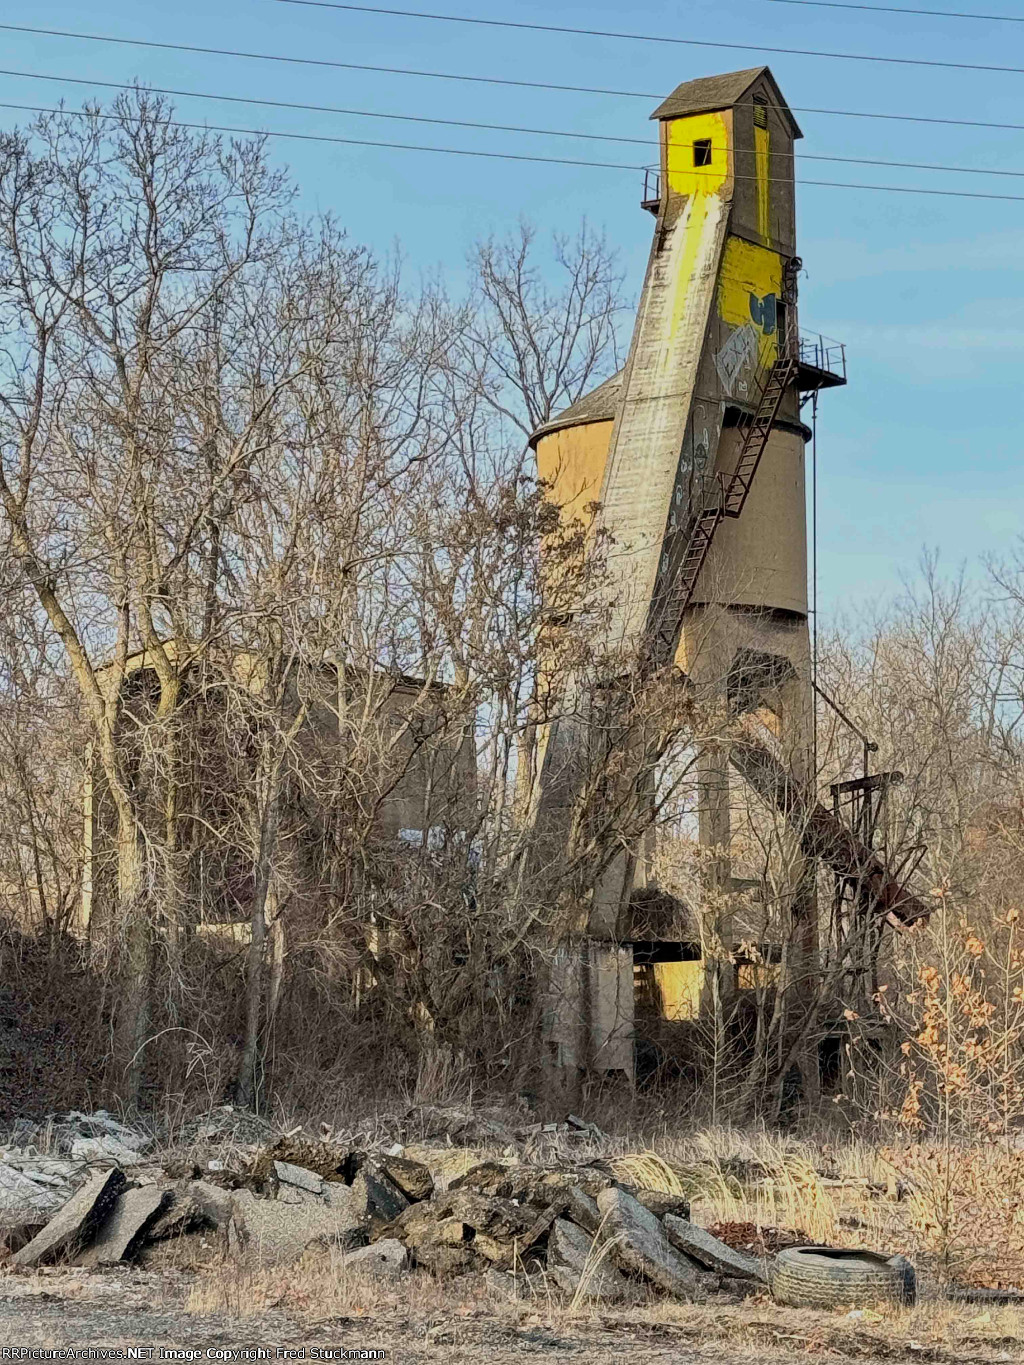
[3,0,1023,618]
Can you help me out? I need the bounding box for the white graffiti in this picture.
[715,322,758,398]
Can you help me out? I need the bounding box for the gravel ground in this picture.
[0,1266,1014,1365]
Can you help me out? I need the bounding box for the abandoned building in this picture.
[81,644,476,944]
[528,67,925,1089]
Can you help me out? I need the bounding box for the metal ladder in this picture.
[672,353,797,616]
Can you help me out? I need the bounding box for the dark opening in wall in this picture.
[693,139,713,168]
[819,1034,842,1093]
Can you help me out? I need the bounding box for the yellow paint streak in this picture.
[718,236,783,369]
[663,113,731,362]
[654,959,704,1020]
[755,122,771,242]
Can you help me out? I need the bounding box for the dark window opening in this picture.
[693,139,713,168]
[753,97,769,130]
[819,1034,842,1093]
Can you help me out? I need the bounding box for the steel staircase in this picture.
[671,353,797,617]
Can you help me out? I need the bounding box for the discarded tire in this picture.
[769,1246,916,1310]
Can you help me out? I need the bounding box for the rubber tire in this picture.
[769,1246,916,1310]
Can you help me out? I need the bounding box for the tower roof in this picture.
[529,368,624,446]
[650,66,802,139]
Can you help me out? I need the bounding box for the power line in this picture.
[0,23,661,100]
[8,24,1024,136]
[9,67,1024,180]
[768,0,1024,22]
[0,67,653,150]
[0,101,639,172]
[269,0,1024,75]
[6,99,1024,203]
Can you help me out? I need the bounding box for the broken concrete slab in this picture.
[0,1162,67,1235]
[450,1162,612,1208]
[448,1162,515,1198]
[274,1160,326,1197]
[70,1135,145,1167]
[388,1206,477,1276]
[250,1136,352,1188]
[564,1186,602,1235]
[342,1238,408,1276]
[188,1179,235,1228]
[636,1190,691,1221]
[442,1191,535,1243]
[663,1215,767,1282]
[11,1168,126,1268]
[76,1187,171,1267]
[380,1155,433,1203]
[595,1187,703,1299]
[547,1218,635,1304]
[350,1163,409,1230]
[146,1186,204,1242]
[230,1186,363,1268]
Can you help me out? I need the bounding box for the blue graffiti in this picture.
[748,291,778,334]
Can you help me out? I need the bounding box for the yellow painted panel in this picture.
[737,961,781,991]
[665,112,729,199]
[718,236,783,370]
[654,959,704,1021]
[718,237,782,328]
[755,123,770,242]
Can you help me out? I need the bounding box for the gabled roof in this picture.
[650,66,802,140]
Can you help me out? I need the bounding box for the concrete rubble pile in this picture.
[0,1107,768,1301]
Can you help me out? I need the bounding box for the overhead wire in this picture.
[6,99,1024,202]
[7,67,1024,181]
[768,0,1024,21]
[8,23,1024,137]
[267,0,1024,75]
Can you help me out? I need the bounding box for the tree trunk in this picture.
[236,782,282,1111]
[109,804,152,1105]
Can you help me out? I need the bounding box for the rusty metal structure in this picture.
[528,67,926,1090]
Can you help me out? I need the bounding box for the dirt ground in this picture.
[2,1267,1022,1365]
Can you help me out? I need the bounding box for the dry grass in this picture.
[554,1125,1024,1289]
[183,1249,1024,1363]
[185,1248,485,1320]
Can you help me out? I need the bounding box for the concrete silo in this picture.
[528,67,854,1088]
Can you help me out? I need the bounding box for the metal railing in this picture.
[798,329,846,383]
[641,168,661,209]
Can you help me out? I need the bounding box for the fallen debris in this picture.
[379,1155,433,1203]
[596,1187,704,1299]
[342,1238,408,1276]
[12,1168,126,1268]
[69,1135,145,1167]
[0,1108,828,1309]
[76,1186,170,1267]
[0,1162,68,1240]
[663,1214,767,1282]
[274,1160,326,1197]
[350,1162,409,1230]
[547,1217,635,1304]
[229,1186,364,1268]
